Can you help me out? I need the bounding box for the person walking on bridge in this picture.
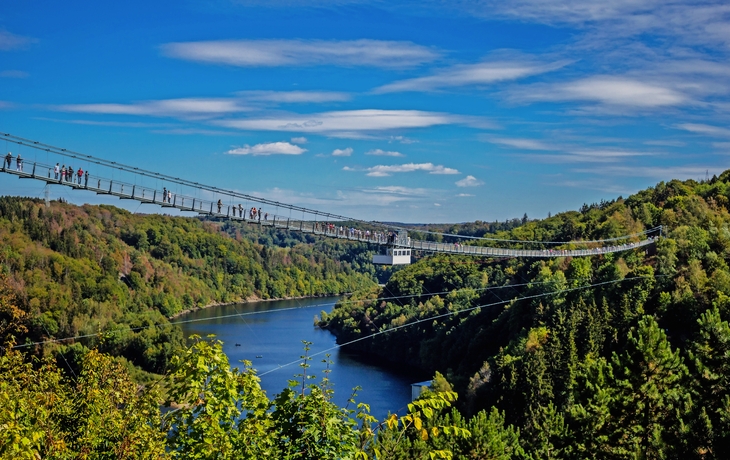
[4,152,11,169]
[54,163,59,180]
[162,187,167,204]
[84,170,89,187]
[61,165,66,182]
[16,154,22,172]
[239,204,243,218]
[77,167,83,185]
[217,199,222,214]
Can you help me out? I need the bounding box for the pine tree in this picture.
[608,316,690,459]
[687,308,730,457]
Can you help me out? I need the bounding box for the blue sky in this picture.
[1,0,729,223]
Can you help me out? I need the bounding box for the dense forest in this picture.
[316,171,730,457]
[0,197,375,373]
[5,171,730,458]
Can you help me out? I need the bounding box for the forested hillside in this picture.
[0,197,375,373]
[319,171,730,456]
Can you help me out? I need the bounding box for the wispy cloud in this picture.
[226,141,306,156]
[345,162,460,177]
[161,39,439,68]
[572,164,720,179]
[291,136,307,144]
[676,123,730,137]
[456,193,475,197]
[217,109,458,134]
[0,70,28,78]
[516,149,657,164]
[56,98,251,118]
[513,76,687,108]
[0,30,33,51]
[237,90,350,103]
[254,185,433,209]
[365,148,404,157]
[364,185,431,196]
[375,59,569,93]
[487,136,659,162]
[152,128,241,136]
[332,147,353,156]
[455,175,484,187]
[644,140,686,147]
[34,117,178,128]
[487,137,555,150]
[453,0,730,48]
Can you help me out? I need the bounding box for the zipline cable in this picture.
[11,275,628,350]
[259,275,659,376]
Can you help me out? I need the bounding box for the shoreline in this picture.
[168,292,348,320]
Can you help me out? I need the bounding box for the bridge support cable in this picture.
[0,132,660,260]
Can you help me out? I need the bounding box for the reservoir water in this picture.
[178,297,425,420]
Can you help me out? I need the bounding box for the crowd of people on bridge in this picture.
[310,222,409,245]
[53,163,88,186]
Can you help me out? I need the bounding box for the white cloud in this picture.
[375,59,569,93]
[0,70,28,78]
[0,30,33,51]
[455,175,484,187]
[389,135,418,144]
[217,109,457,133]
[332,147,353,156]
[291,136,307,144]
[365,148,404,157]
[238,90,350,103]
[56,98,250,117]
[456,193,475,197]
[514,76,687,108]
[161,39,439,68]
[345,162,460,177]
[226,142,306,156]
[676,123,730,137]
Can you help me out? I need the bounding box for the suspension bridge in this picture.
[0,132,660,264]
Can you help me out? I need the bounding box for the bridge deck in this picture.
[0,162,655,259]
